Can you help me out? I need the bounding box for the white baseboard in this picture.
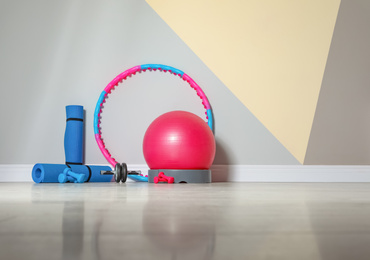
[1,164,370,182]
[211,165,370,182]
[0,164,34,182]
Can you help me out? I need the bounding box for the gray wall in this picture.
[305,0,370,165]
[0,0,298,165]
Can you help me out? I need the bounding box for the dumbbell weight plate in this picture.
[121,163,128,183]
[114,163,123,183]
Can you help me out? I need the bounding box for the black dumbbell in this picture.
[100,163,141,183]
[100,163,127,183]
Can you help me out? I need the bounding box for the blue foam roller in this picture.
[32,164,113,183]
[32,164,67,183]
[64,105,84,164]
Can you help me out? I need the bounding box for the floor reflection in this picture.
[29,183,218,259]
[142,199,216,259]
[62,202,84,260]
[6,183,370,260]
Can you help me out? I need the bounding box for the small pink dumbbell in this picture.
[153,176,160,184]
[158,172,174,183]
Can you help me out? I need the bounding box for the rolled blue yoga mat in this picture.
[32,163,113,183]
[64,105,84,165]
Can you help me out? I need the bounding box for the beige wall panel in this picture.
[146,0,341,163]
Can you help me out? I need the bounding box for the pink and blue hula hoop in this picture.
[94,64,214,167]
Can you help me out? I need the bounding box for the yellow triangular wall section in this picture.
[146,0,341,163]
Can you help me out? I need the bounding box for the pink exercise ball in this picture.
[143,111,216,169]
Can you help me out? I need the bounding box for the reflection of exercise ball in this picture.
[143,111,216,170]
[142,200,215,253]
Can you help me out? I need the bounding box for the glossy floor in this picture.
[0,182,370,260]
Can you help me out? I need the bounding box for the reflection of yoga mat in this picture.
[32,164,113,183]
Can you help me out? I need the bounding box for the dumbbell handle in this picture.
[100,170,141,175]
